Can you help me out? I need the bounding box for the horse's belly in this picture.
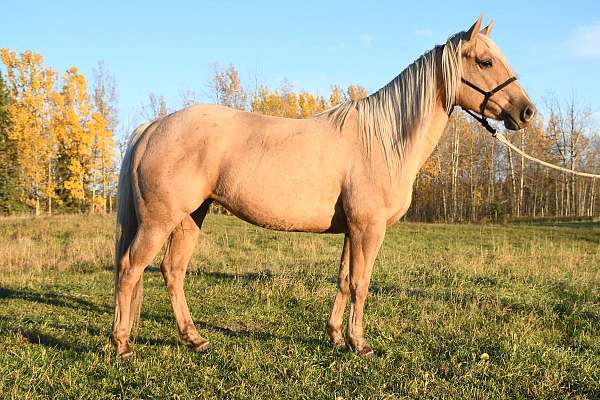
[222,200,337,232]
[212,168,343,233]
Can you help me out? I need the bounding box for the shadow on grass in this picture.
[0,287,112,314]
[195,320,324,347]
[189,270,274,282]
[0,286,327,353]
[570,234,600,246]
[1,314,188,355]
[6,321,325,354]
[13,326,89,353]
[402,284,600,327]
[514,221,600,230]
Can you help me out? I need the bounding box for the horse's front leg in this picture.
[327,234,350,347]
[347,221,386,357]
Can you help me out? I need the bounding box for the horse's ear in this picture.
[466,15,483,42]
[480,19,494,36]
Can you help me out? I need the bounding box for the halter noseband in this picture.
[460,76,517,136]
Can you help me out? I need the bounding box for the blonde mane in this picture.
[319,33,465,169]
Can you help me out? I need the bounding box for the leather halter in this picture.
[460,76,517,136]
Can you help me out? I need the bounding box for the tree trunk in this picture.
[451,128,460,222]
[506,142,518,216]
[518,131,525,216]
[437,150,448,222]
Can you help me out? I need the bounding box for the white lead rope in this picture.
[495,132,600,179]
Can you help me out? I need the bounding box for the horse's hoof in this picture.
[330,336,346,348]
[355,345,375,358]
[117,345,134,360]
[179,336,212,354]
[326,325,346,348]
[192,341,212,353]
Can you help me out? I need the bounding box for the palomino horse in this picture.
[113,16,536,359]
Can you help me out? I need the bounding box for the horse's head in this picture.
[456,16,536,131]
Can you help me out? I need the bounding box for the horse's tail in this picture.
[113,121,153,337]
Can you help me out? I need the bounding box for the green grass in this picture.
[0,214,599,399]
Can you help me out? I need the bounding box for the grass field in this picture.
[0,214,599,399]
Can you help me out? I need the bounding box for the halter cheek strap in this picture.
[460,76,517,136]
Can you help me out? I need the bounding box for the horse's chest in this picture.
[386,189,413,226]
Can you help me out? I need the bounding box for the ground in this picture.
[0,214,599,399]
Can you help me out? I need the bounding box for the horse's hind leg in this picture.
[327,234,350,347]
[114,220,173,358]
[160,201,212,352]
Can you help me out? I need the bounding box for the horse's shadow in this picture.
[195,321,324,348]
[0,284,326,354]
[0,286,112,314]
[11,326,89,353]
[187,269,274,282]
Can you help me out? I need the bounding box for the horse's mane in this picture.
[318,32,465,169]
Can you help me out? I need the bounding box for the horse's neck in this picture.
[392,102,450,193]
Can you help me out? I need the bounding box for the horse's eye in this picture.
[477,59,493,69]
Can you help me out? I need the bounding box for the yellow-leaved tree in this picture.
[0,49,58,214]
[251,86,284,116]
[88,111,114,212]
[53,67,93,208]
[298,91,327,117]
[329,85,343,107]
[346,85,367,101]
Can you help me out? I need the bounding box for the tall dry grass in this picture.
[0,214,115,272]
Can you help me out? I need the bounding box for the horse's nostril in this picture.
[521,105,535,122]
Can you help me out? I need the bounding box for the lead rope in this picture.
[493,131,600,179]
[459,74,600,179]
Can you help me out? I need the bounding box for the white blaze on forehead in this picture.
[478,34,515,76]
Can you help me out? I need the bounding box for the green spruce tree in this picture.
[0,72,24,213]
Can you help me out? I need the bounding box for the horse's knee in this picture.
[350,280,369,300]
[338,275,350,295]
[117,257,143,290]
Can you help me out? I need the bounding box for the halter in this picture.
[460,76,517,136]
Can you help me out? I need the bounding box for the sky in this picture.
[3,0,600,137]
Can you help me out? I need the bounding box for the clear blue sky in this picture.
[3,0,600,136]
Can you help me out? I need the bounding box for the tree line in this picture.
[0,49,117,214]
[411,107,600,222]
[1,52,598,221]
